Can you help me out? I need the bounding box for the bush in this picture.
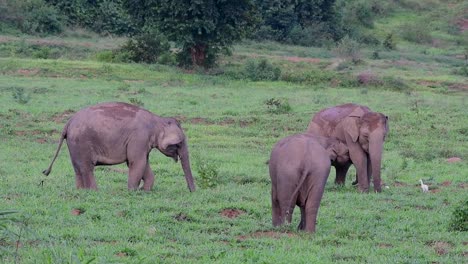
[244,59,281,81]
[399,22,432,44]
[383,33,397,50]
[12,87,31,104]
[196,158,219,189]
[333,35,362,64]
[448,200,467,232]
[0,0,64,35]
[286,23,334,47]
[118,31,170,64]
[264,98,292,114]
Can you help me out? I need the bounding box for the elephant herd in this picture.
[43,102,388,233]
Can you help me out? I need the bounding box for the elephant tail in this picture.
[42,123,68,176]
[285,169,309,217]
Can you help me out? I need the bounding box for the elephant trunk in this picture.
[369,134,383,192]
[179,142,196,192]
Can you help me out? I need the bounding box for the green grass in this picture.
[0,51,466,263]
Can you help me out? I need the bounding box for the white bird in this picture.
[419,179,429,193]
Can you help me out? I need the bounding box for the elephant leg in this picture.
[127,158,147,190]
[142,164,155,191]
[271,193,283,227]
[298,206,306,230]
[303,193,323,233]
[68,146,97,190]
[334,163,351,185]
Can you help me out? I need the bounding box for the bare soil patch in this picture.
[456,18,468,32]
[393,181,408,187]
[220,208,245,219]
[378,243,393,248]
[426,241,453,255]
[52,110,75,123]
[237,231,295,241]
[446,157,462,163]
[174,213,191,222]
[71,208,84,216]
[16,69,40,76]
[440,181,452,187]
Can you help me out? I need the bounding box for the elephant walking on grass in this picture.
[307,103,388,193]
[43,102,196,192]
[269,134,349,233]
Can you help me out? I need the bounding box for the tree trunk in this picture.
[190,43,207,66]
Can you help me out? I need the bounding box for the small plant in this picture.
[196,157,220,188]
[244,59,281,81]
[12,87,30,104]
[383,33,397,50]
[448,200,467,232]
[264,98,292,114]
[129,98,144,107]
[372,50,380,59]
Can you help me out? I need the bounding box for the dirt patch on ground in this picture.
[14,130,44,136]
[174,213,191,222]
[440,181,452,186]
[16,69,40,76]
[448,83,468,92]
[283,56,321,63]
[426,241,453,255]
[237,231,295,241]
[456,18,468,32]
[393,181,408,187]
[189,117,214,125]
[417,80,441,88]
[52,110,75,123]
[446,157,462,163]
[220,209,245,219]
[458,183,468,189]
[378,243,393,248]
[71,208,84,216]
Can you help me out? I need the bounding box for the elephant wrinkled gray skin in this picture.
[43,102,196,192]
[307,103,388,193]
[269,134,349,233]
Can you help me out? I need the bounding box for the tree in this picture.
[125,0,258,67]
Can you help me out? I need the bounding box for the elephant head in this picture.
[327,140,350,165]
[346,111,389,192]
[157,118,196,192]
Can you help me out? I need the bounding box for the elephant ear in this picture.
[344,118,360,143]
[158,120,184,150]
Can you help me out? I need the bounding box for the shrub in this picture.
[357,71,382,86]
[264,98,292,114]
[95,51,114,63]
[383,76,411,92]
[1,0,64,34]
[244,59,281,81]
[333,35,362,64]
[399,22,432,44]
[12,87,31,104]
[383,33,397,50]
[196,158,219,189]
[281,68,337,84]
[286,23,334,47]
[118,30,170,64]
[448,200,467,232]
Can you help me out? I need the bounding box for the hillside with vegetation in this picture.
[0,0,467,263]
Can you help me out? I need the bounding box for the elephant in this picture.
[269,133,349,233]
[307,103,388,193]
[43,102,196,192]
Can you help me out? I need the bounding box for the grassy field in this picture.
[0,19,467,264]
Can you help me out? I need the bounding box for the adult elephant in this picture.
[43,102,196,192]
[307,103,388,192]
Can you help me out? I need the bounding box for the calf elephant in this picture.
[43,102,196,192]
[307,103,388,192]
[269,134,349,233]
